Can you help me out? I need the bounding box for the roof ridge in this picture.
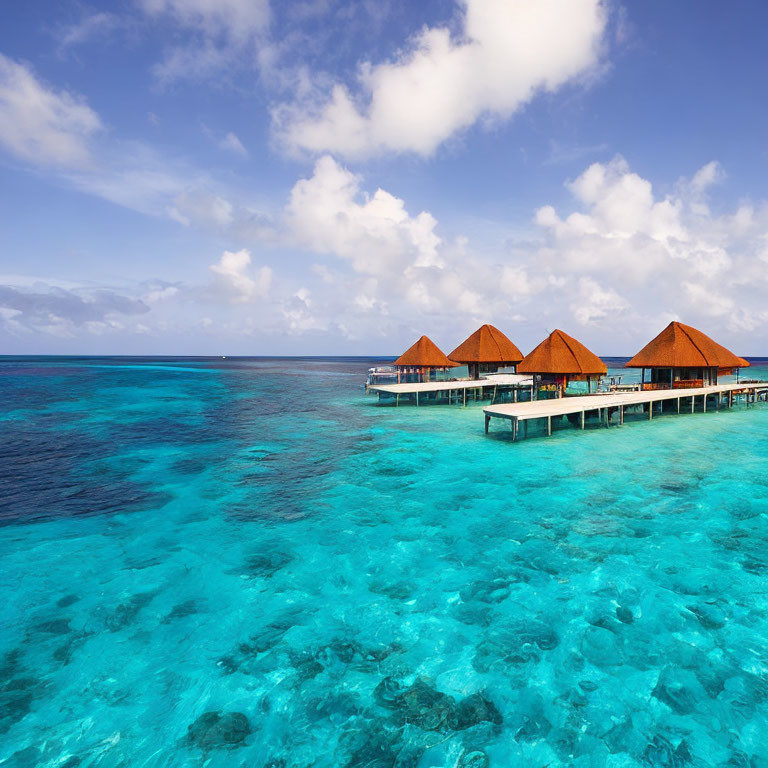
[677,322,709,366]
[554,329,582,373]
[486,324,505,362]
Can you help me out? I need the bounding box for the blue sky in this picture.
[2,0,768,355]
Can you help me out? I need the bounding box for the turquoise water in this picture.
[2,356,768,768]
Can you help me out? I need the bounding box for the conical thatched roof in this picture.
[737,357,751,368]
[448,324,523,365]
[395,335,458,368]
[626,322,742,369]
[518,329,607,376]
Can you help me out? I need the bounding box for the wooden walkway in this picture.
[483,381,768,439]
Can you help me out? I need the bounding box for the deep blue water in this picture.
[2,356,768,768]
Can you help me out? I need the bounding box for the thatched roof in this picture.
[395,335,458,368]
[518,329,607,375]
[448,324,523,365]
[720,356,751,373]
[626,322,742,369]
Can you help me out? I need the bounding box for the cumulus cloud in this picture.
[534,155,727,282]
[278,156,507,339]
[529,155,768,343]
[275,0,607,158]
[286,155,442,276]
[244,154,768,351]
[0,53,101,168]
[209,249,273,303]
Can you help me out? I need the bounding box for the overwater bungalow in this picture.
[448,324,523,380]
[626,321,743,390]
[518,329,607,398]
[394,335,459,383]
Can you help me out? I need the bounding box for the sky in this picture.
[2,0,768,356]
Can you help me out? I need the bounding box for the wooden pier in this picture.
[369,374,533,406]
[483,381,768,439]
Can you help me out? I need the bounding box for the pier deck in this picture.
[369,374,531,395]
[483,381,768,439]
[368,374,533,405]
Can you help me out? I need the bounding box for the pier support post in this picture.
[677,397,681,414]
[416,391,419,407]
[547,416,552,436]
[513,418,518,441]
[396,394,399,407]
[691,396,694,413]
[463,388,466,407]
[581,410,585,430]
[484,414,490,434]
[514,388,518,403]
[703,394,707,413]
[620,405,624,426]
[649,402,653,420]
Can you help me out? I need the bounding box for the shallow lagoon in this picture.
[2,356,768,767]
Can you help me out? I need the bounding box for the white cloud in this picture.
[286,155,442,276]
[209,249,272,302]
[689,160,723,195]
[139,0,269,41]
[682,282,733,318]
[279,156,512,338]
[139,0,270,83]
[264,155,768,351]
[0,57,262,233]
[219,131,248,156]
[168,188,235,228]
[57,12,121,50]
[0,53,101,168]
[0,283,149,337]
[529,156,768,342]
[142,283,180,303]
[571,277,629,325]
[275,0,607,158]
[534,155,726,282]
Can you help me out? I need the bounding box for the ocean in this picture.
[2,355,768,767]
